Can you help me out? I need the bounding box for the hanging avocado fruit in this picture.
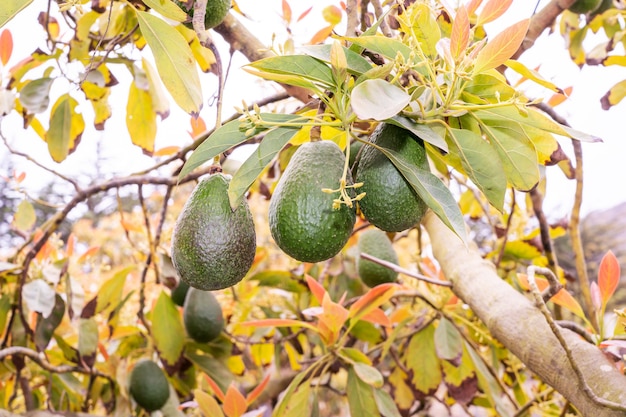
[357,228,399,288]
[183,288,224,343]
[171,174,256,291]
[269,141,356,263]
[355,123,429,232]
[128,360,170,412]
[175,0,231,30]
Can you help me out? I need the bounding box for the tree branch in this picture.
[423,211,626,416]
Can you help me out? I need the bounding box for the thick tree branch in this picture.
[423,211,626,416]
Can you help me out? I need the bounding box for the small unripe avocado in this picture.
[357,228,399,287]
[355,123,428,232]
[175,0,231,30]
[269,141,356,263]
[183,288,224,343]
[129,360,170,412]
[170,279,190,307]
[171,174,256,291]
[568,0,602,14]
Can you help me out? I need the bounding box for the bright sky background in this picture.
[1,0,624,221]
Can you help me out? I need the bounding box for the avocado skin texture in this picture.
[175,0,231,30]
[171,174,256,291]
[269,141,356,263]
[355,123,428,232]
[357,228,399,287]
[129,360,170,412]
[183,288,224,343]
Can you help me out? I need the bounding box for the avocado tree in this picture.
[1,0,626,416]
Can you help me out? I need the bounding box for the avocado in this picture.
[175,0,231,30]
[568,0,602,14]
[129,359,170,412]
[170,279,190,307]
[269,141,356,263]
[357,228,399,287]
[183,288,224,343]
[171,173,256,291]
[355,123,428,232]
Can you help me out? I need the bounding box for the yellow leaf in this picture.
[194,389,225,417]
[601,79,626,110]
[126,78,156,155]
[505,59,562,92]
[12,199,36,232]
[154,145,181,156]
[176,25,217,73]
[46,94,84,162]
[284,342,302,370]
[322,5,342,25]
[474,19,529,74]
[225,355,246,375]
[142,57,170,119]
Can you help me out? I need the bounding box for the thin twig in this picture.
[359,253,453,287]
[495,190,516,269]
[528,265,563,303]
[345,0,359,38]
[369,0,391,37]
[527,269,626,412]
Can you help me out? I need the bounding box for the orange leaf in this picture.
[473,19,529,73]
[322,5,342,25]
[321,292,349,328]
[516,273,548,291]
[204,374,226,401]
[222,383,247,417]
[306,274,326,304]
[297,6,313,22]
[282,0,292,24]
[309,25,334,45]
[0,29,12,66]
[246,373,271,405]
[66,233,76,257]
[450,6,470,62]
[551,289,586,319]
[349,283,397,321]
[14,171,26,183]
[189,115,207,138]
[154,145,181,156]
[599,250,620,307]
[240,318,318,332]
[360,308,391,327]
[477,0,513,25]
[389,304,412,324]
[547,86,573,107]
[466,0,483,15]
[78,246,100,263]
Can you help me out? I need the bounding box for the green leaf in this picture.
[351,79,410,120]
[280,379,311,417]
[185,349,233,394]
[244,68,319,90]
[248,270,307,293]
[78,317,98,357]
[46,94,85,162]
[347,366,379,417]
[228,126,299,208]
[53,334,79,363]
[0,294,11,338]
[35,294,65,351]
[96,266,132,314]
[353,362,384,388]
[447,128,506,210]
[12,199,36,232]
[373,388,402,417]
[388,116,448,152]
[248,55,335,87]
[0,0,32,28]
[462,73,515,104]
[342,36,413,62]
[402,3,440,57]
[480,122,540,191]
[434,317,463,362]
[298,44,372,75]
[152,291,186,366]
[19,77,53,113]
[376,146,467,243]
[179,113,301,179]
[272,371,309,417]
[405,324,441,395]
[136,10,202,114]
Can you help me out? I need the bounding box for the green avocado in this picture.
[171,174,256,291]
[355,123,428,232]
[183,288,224,343]
[175,0,231,30]
[170,279,190,307]
[129,360,170,412]
[357,228,399,287]
[568,0,602,14]
[269,141,356,263]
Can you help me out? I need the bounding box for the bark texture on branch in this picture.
[423,211,626,416]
